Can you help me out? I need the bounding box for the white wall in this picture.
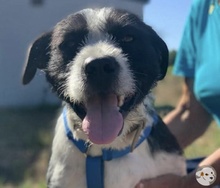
[0,0,144,107]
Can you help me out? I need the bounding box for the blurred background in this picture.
[0,0,219,187]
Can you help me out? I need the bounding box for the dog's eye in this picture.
[205,173,209,176]
[121,35,134,43]
[59,41,75,50]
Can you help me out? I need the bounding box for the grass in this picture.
[0,67,219,187]
[184,121,220,158]
[0,180,46,188]
[0,106,59,188]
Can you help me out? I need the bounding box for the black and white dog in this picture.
[23,8,186,188]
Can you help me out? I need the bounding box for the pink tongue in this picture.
[82,94,123,144]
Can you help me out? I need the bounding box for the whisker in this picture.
[132,71,149,77]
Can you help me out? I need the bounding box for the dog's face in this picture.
[23,8,168,145]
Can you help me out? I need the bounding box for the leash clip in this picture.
[84,142,93,157]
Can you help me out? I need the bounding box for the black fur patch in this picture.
[148,116,183,155]
[59,13,88,64]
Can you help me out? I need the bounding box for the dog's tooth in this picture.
[118,95,125,107]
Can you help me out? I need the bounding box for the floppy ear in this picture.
[147,26,168,80]
[153,33,169,80]
[22,31,52,85]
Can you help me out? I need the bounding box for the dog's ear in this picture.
[149,28,168,80]
[155,35,168,80]
[22,31,52,85]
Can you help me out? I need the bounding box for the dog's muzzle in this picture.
[80,56,123,145]
[69,56,137,145]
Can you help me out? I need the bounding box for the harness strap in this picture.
[86,156,104,188]
[63,107,157,188]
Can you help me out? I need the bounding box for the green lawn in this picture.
[184,121,220,158]
[0,106,58,188]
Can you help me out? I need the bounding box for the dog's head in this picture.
[23,8,168,145]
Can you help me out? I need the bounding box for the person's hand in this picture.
[135,174,186,188]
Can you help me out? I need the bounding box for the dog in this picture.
[22,8,186,188]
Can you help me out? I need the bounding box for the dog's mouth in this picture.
[71,93,135,145]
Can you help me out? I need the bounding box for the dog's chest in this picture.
[49,128,186,188]
[55,143,155,188]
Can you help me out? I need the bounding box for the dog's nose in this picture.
[84,57,120,92]
[85,56,119,76]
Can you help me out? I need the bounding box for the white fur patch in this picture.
[80,8,112,31]
[67,41,135,103]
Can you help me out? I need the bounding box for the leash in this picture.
[63,107,158,188]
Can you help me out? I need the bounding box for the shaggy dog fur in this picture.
[23,8,186,188]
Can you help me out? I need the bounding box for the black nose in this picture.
[85,56,119,76]
[84,56,120,92]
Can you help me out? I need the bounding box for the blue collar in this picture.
[63,107,158,188]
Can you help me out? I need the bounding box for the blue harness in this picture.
[63,108,157,188]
